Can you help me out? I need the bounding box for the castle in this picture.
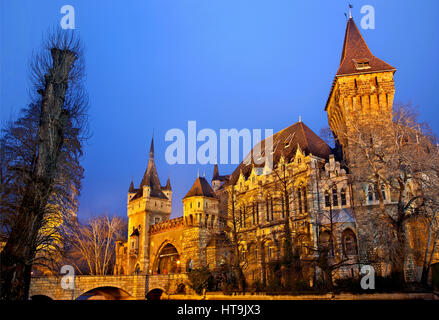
[114,16,437,287]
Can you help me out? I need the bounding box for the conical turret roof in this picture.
[336,18,395,76]
[184,176,217,199]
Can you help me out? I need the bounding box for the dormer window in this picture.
[353,59,371,70]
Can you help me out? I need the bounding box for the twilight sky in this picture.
[1,0,439,221]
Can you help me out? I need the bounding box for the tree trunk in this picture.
[390,221,407,286]
[0,48,77,300]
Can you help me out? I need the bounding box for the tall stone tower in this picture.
[326,16,397,271]
[326,16,396,159]
[181,176,221,269]
[125,137,172,275]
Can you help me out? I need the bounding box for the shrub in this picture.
[187,266,214,295]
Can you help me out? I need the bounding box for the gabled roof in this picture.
[337,18,395,76]
[228,121,332,185]
[184,177,217,199]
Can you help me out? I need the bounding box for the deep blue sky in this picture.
[1,1,438,221]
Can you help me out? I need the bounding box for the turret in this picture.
[183,176,219,228]
[326,16,396,160]
[128,179,136,202]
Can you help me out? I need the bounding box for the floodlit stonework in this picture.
[113,17,438,289]
[29,16,439,300]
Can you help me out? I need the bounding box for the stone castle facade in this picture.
[114,17,437,286]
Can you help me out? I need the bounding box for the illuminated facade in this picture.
[114,17,437,286]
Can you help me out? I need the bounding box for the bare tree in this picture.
[271,158,305,289]
[305,179,358,293]
[224,186,247,294]
[65,216,127,275]
[0,29,88,300]
[341,103,439,285]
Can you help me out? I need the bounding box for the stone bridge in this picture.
[29,273,188,300]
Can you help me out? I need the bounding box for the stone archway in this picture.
[146,288,164,300]
[152,242,181,275]
[30,294,53,301]
[76,286,133,300]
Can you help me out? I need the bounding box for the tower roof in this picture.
[128,180,135,193]
[184,176,217,199]
[164,176,172,190]
[213,164,219,180]
[228,121,332,185]
[336,18,395,76]
[131,137,168,201]
[212,164,229,182]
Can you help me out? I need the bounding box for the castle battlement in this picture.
[149,216,184,235]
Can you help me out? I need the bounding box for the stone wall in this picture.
[29,275,148,300]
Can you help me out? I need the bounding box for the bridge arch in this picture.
[30,294,54,301]
[76,286,133,300]
[146,287,168,300]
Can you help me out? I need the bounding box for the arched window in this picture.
[332,187,338,207]
[134,263,141,275]
[341,188,347,206]
[256,202,260,224]
[367,185,374,202]
[324,190,331,208]
[266,200,270,221]
[270,198,274,220]
[297,189,303,213]
[243,206,247,227]
[302,187,307,213]
[342,229,357,256]
[374,184,379,201]
[381,185,386,200]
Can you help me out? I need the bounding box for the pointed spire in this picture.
[336,16,395,76]
[149,135,155,159]
[128,179,135,193]
[299,115,302,122]
[348,3,352,19]
[212,164,219,180]
[139,135,166,199]
[165,176,172,190]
